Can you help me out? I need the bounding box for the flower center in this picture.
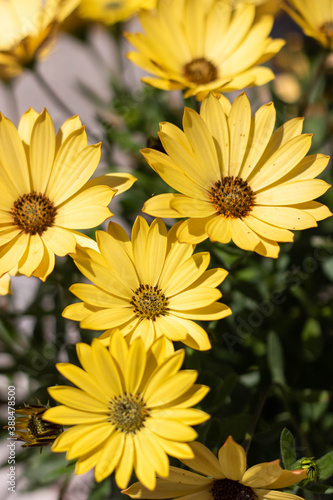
[10,192,57,235]
[183,57,218,84]
[27,413,47,437]
[209,176,255,219]
[211,478,256,500]
[320,21,333,40]
[108,394,150,434]
[131,284,169,321]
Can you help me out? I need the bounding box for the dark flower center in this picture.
[211,478,256,500]
[183,57,218,84]
[10,191,57,235]
[209,176,255,219]
[131,284,169,321]
[320,21,333,39]
[108,394,150,434]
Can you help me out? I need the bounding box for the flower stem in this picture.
[242,384,273,454]
[298,49,328,117]
[32,65,112,155]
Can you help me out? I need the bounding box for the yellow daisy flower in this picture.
[125,0,285,100]
[63,216,231,351]
[0,108,136,281]
[44,331,210,489]
[78,0,157,25]
[0,0,80,79]
[283,0,333,50]
[142,93,332,258]
[123,436,307,500]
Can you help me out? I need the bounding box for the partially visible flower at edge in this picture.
[282,0,333,51]
[5,403,62,448]
[123,435,307,500]
[78,0,157,25]
[125,0,285,100]
[142,92,332,258]
[62,216,231,351]
[44,330,210,489]
[0,0,80,79]
[0,108,136,281]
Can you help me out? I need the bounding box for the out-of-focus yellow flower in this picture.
[283,0,333,50]
[226,0,281,15]
[0,0,80,79]
[123,436,307,500]
[78,0,157,25]
[0,108,136,281]
[44,331,210,489]
[142,93,332,258]
[125,0,285,100]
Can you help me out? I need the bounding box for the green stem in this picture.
[32,65,112,155]
[242,384,274,454]
[3,78,20,123]
[298,50,328,117]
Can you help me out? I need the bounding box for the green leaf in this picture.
[267,331,286,385]
[301,318,322,361]
[303,484,333,494]
[280,428,296,470]
[317,451,333,480]
[89,479,112,500]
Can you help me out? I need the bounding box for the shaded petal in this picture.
[183,108,220,184]
[0,113,30,196]
[229,218,260,251]
[42,226,77,256]
[251,205,317,229]
[181,441,224,478]
[30,109,55,192]
[169,288,222,310]
[227,93,252,178]
[48,385,108,413]
[66,422,114,460]
[218,436,246,480]
[56,185,114,229]
[242,460,281,488]
[144,193,188,218]
[161,252,211,297]
[200,93,229,178]
[43,405,108,425]
[145,370,198,408]
[115,433,135,489]
[145,418,197,441]
[125,339,146,394]
[17,234,44,277]
[0,233,29,277]
[256,179,330,205]
[95,431,125,482]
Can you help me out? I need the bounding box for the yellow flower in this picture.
[44,331,210,489]
[78,0,157,25]
[123,436,307,500]
[0,0,80,79]
[0,108,136,281]
[63,216,231,351]
[125,0,285,100]
[11,403,62,448]
[0,273,12,295]
[142,93,332,258]
[283,0,333,50]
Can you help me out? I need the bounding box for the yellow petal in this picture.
[242,460,282,488]
[30,109,55,192]
[218,436,246,480]
[95,431,125,482]
[182,441,223,478]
